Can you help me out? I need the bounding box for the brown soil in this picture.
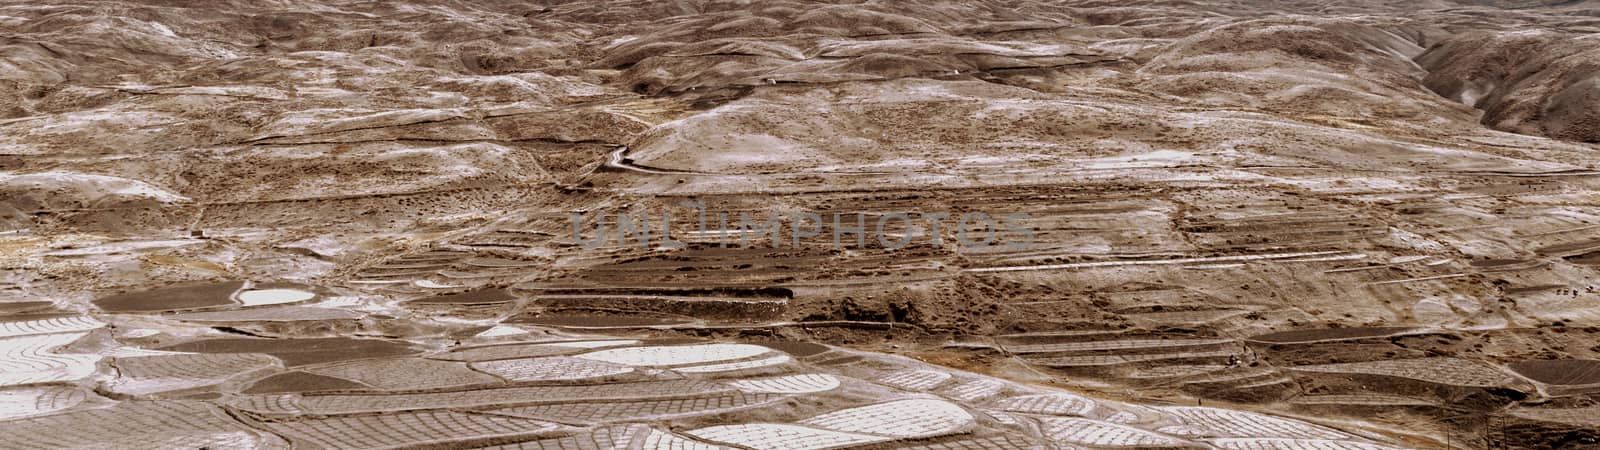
[242,371,370,394]
[0,302,61,316]
[405,288,518,305]
[1509,359,1600,385]
[92,281,244,313]
[508,314,694,328]
[1247,327,1419,344]
[756,341,832,358]
[159,337,419,367]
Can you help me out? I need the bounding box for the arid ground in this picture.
[3,0,1600,448]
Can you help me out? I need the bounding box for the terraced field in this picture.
[0,284,1420,450]
[5,0,1600,448]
